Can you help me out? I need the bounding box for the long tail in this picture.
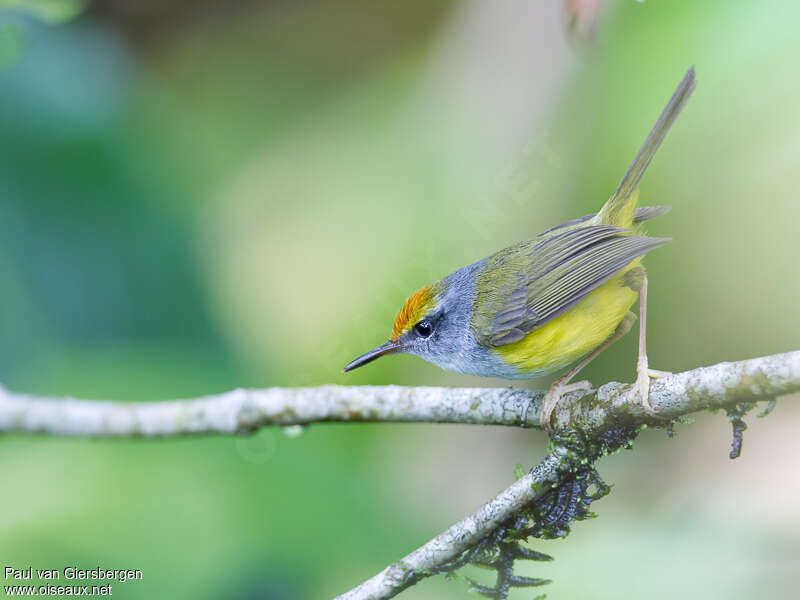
[598,66,696,226]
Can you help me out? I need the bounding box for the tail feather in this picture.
[598,67,696,226]
[633,205,671,223]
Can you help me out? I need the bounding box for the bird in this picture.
[344,67,696,430]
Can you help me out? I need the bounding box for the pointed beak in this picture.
[343,340,403,373]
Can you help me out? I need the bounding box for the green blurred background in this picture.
[1,1,799,598]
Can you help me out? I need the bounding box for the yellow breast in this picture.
[493,260,641,374]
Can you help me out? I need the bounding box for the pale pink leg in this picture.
[634,275,671,411]
[540,312,635,430]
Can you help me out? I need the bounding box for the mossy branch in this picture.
[334,350,799,600]
[0,351,798,600]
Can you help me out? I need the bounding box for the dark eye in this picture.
[414,320,433,338]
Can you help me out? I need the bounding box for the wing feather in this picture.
[472,226,669,347]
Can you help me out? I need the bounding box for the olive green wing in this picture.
[471,225,669,347]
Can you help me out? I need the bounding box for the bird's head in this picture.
[343,281,454,372]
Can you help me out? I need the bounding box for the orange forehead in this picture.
[391,285,435,340]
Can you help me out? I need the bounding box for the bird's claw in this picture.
[635,358,670,414]
[540,379,593,432]
[647,368,672,379]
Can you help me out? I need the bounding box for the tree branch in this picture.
[0,351,797,437]
[1,352,798,600]
[333,450,569,600]
[333,350,800,600]
[0,383,546,436]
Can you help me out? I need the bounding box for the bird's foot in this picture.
[540,379,593,432]
[635,358,670,413]
[647,368,672,378]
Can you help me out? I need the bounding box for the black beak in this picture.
[343,340,402,373]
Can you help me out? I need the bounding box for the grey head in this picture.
[343,258,520,378]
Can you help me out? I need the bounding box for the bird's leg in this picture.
[540,312,636,431]
[634,275,671,411]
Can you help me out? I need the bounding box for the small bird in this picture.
[344,67,696,430]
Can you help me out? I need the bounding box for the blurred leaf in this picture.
[0,0,86,24]
[0,22,24,69]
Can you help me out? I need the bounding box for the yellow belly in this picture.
[493,262,640,375]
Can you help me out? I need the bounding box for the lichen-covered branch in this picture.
[333,350,800,600]
[0,352,798,600]
[335,430,626,600]
[334,451,569,600]
[0,384,547,436]
[0,351,797,437]
[550,349,800,431]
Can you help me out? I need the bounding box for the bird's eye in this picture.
[414,320,433,338]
